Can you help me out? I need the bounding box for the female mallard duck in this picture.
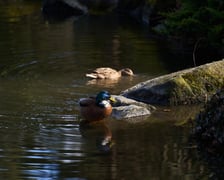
[79,91,115,123]
[86,67,134,79]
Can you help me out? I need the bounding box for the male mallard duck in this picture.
[86,67,134,79]
[79,91,115,123]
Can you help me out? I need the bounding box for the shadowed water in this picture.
[0,1,214,179]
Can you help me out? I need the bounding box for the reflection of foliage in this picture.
[195,145,224,179]
[159,0,224,47]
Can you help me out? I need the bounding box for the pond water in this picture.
[0,1,214,179]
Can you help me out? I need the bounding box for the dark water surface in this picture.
[0,1,213,179]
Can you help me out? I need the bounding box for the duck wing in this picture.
[88,68,120,79]
[79,97,95,107]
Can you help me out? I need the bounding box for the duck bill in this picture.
[109,96,116,103]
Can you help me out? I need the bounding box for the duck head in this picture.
[96,91,115,107]
[120,68,134,76]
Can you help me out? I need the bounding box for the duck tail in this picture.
[86,73,97,79]
[78,98,89,107]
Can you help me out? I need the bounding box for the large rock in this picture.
[194,87,224,153]
[122,59,224,105]
[192,88,224,180]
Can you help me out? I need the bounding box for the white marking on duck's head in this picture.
[98,100,111,108]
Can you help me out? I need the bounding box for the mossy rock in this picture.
[193,88,224,179]
[122,59,224,105]
[194,87,224,154]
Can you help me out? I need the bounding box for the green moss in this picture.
[183,72,205,95]
[169,60,224,104]
[184,67,224,95]
[168,76,194,105]
[172,76,192,92]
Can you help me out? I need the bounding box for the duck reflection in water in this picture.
[78,91,115,153]
[79,120,114,153]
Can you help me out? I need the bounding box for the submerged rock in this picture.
[122,59,224,105]
[111,95,156,120]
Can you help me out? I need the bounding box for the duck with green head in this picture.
[79,91,115,123]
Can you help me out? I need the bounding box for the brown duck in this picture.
[79,91,115,123]
[86,67,134,79]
